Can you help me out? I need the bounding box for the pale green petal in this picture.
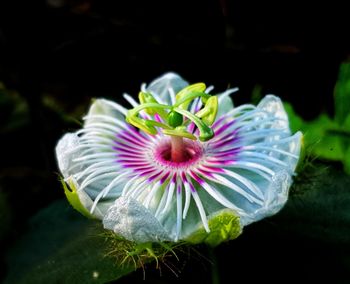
[240,170,291,226]
[56,133,82,179]
[146,72,188,105]
[55,130,123,219]
[256,94,303,172]
[215,89,236,120]
[85,98,127,127]
[257,95,290,130]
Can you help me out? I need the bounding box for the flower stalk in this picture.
[171,136,185,162]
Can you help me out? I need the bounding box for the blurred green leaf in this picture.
[285,103,346,160]
[284,61,350,174]
[277,165,350,245]
[344,113,350,134]
[283,103,304,133]
[303,114,345,161]
[285,102,350,174]
[334,62,350,126]
[5,200,135,284]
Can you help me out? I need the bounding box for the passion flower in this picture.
[56,73,302,245]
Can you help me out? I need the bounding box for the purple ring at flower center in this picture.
[154,138,203,168]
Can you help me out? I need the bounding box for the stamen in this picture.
[125,83,218,142]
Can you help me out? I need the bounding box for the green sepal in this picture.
[60,177,95,219]
[185,209,242,247]
[195,95,218,126]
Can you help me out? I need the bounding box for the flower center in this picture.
[125,83,218,142]
[154,138,203,166]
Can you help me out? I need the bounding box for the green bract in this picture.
[61,178,94,219]
[185,209,242,247]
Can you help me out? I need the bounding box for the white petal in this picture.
[215,88,238,120]
[85,99,127,127]
[103,196,173,243]
[240,170,292,226]
[65,176,107,219]
[257,95,289,130]
[203,95,303,229]
[56,133,81,179]
[146,72,188,105]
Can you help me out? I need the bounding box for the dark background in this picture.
[0,0,349,283]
